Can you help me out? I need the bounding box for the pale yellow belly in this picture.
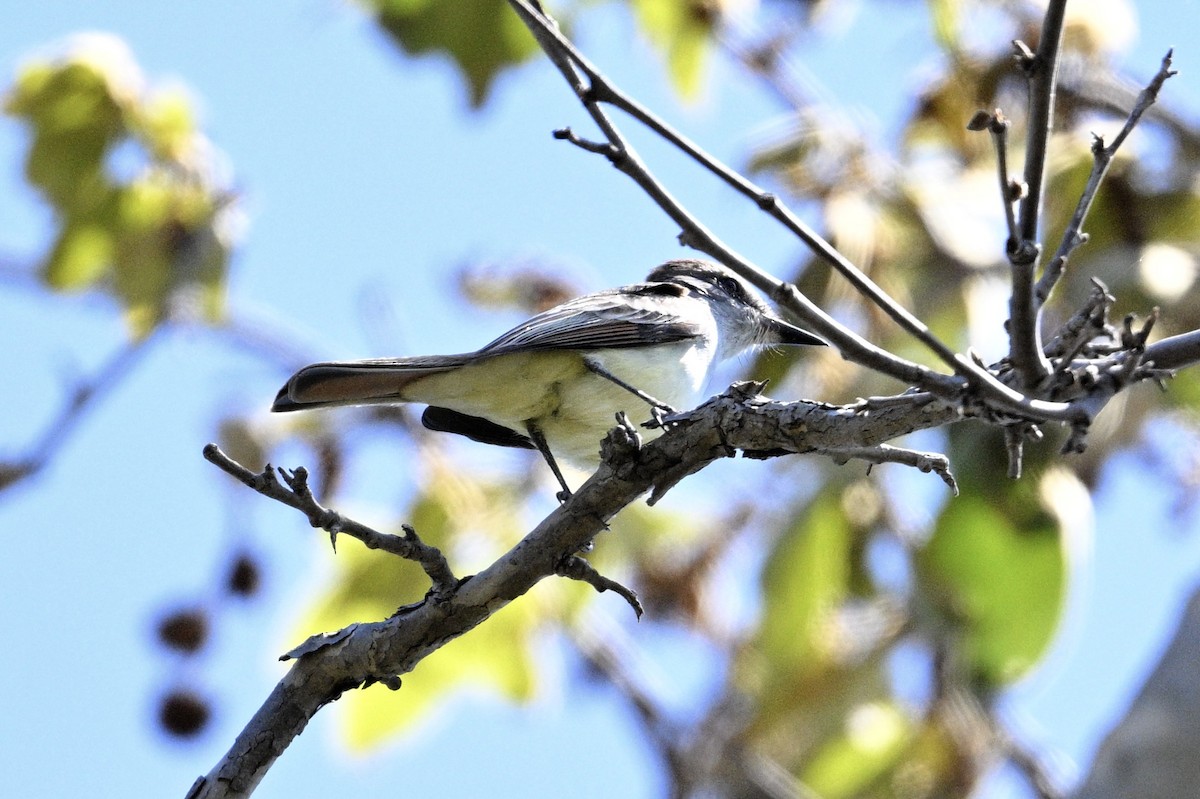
[400,343,711,467]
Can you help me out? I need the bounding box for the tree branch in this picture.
[1035,50,1177,305]
[201,444,457,594]
[508,0,1098,433]
[1,332,158,494]
[1073,585,1200,799]
[192,315,1178,795]
[969,109,1022,252]
[1007,1,1069,386]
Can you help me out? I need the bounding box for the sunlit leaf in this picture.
[927,0,961,52]
[757,492,852,680]
[369,0,539,107]
[44,219,115,290]
[916,473,1068,687]
[629,0,715,99]
[135,86,197,161]
[801,701,912,799]
[342,598,539,749]
[1062,0,1137,56]
[5,57,126,206]
[3,35,235,334]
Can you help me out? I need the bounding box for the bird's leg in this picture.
[525,422,574,502]
[582,357,677,424]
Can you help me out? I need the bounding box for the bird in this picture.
[272,259,824,497]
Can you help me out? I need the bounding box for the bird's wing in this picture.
[273,284,701,411]
[477,284,700,355]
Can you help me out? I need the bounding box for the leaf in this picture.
[293,462,540,748]
[629,0,716,99]
[4,35,234,335]
[342,598,538,749]
[5,57,127,207]
[800,701,912,799]
[927,0,961,52]
[110,173,231,334]
[369,0,539,107]
[134,86,198,161]
[916,470,1070,687]
[44,218,116,290]
[756,492,852,681]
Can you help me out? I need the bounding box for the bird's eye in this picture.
[717,275,743,298]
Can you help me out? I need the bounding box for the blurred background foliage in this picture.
[4,0,1199,797]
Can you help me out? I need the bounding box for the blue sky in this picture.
[1,1,1199,798]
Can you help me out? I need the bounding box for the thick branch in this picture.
[1145,330,1200,372]
[189,383,968,797]
[193,318,1177,796]
[1074,586,1200,799]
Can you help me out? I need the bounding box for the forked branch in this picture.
[1035,49,1178,305]
[507,0,1091,431]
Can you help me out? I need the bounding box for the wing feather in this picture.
[478,286,699,354]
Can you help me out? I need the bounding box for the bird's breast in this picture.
[401,341,717,468]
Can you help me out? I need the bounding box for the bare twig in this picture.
[1,332,158,494]
[571,624,689,787]
[1013,3,1067,253]
[194,345,1167,796]
[509,0,1090,430]
[556,555,643,618]
[1145,329,1200,373]
[515,1,967,371]
[201,443,458,594]
[968,109,1023,252]
[822,443,958,494]
[1007,1,1070,387]
[1035,50,1178,305]
[996,723,1065,799]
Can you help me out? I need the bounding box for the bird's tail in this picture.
[272,356,468,412]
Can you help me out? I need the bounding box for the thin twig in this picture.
[509,0,1088,429]
[201,443,458,595]
[1,332,158,493]
[1035,50,1177,305]
[556,555,643,618]
[571,624,688,785]
[999,726,1065,799]
[823,443,959,494]
[512,0,966,375]
[1007,1,1070,386]
[969,109,1022,252]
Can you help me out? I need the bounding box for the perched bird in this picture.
[273,259,824,496]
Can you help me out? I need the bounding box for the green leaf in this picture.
[927,0,961,52]
[757,492,852,680]
[342,598,539,749]
[293,463,540,748]
[629,0,715,99]
[134,86,198,161]
[916,471,1069,687]
[800,701,912,799]
[369,0,539,107]
[44,218,116,290]
[5,58,126,207]
[4,36,233,334]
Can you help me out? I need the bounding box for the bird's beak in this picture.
[766,315,827,347]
